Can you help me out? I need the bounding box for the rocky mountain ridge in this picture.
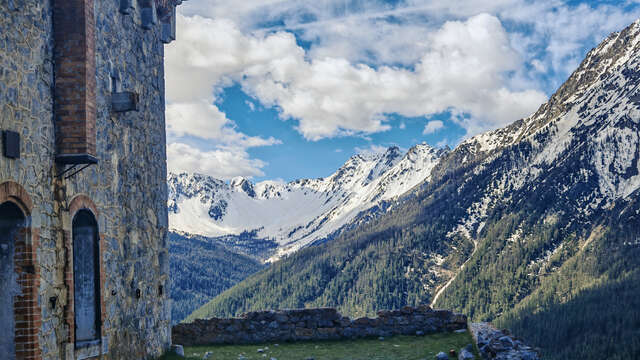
[168,144,447,260]
[188,19,640,360]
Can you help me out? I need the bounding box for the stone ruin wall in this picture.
[172,306,468,347]
[0,0,179,358]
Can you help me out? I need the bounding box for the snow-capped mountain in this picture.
[168,144,447,260]
[443,18,640,241]
[189,20,640,355]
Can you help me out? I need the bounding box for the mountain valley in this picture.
[174,20,640,359]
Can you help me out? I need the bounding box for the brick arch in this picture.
[68,194,99,220]
[0,180,33,216]
[0,181,41,360]
[65,194,105,353]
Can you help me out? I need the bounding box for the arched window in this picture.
[0,202,26,360]
[73,209,101,346]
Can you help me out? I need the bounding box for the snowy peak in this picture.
[457,20,640,160]
[447,19,640,242]
[167,145,447,259]
[362,146,403,186]
[521,18,640,139]
[230,177,256,198]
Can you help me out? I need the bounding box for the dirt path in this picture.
[430,239,477,307]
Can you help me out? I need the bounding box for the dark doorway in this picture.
[0,202,26,360]
[73,210,101,346]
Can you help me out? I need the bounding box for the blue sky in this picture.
[164,0,640,182]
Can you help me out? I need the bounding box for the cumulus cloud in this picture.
[168,13,546,141]
[423,120,444,135]
[178,1,639,73]
[166,100,280,147]
[164,16,287,178]
[167,142,267,179]
[166,0,640,178]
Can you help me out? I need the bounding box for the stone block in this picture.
[295,328,313,338]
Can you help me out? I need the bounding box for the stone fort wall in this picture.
[172,306,468,347]
[0,0,179,359]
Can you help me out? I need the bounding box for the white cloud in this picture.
[423,120,444,135]
[165,100,280,147]
[167,142,267,179]
[164,16,288,178]
[500,2,640,87]
[245,100,256,111]
[354,144,388,156]
[168,13,546,140]
[436,139,449,148]
[166,0,640,178]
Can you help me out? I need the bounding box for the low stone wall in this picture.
[173,306,467,346]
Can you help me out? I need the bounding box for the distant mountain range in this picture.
[168,144,449,322]
[168,144,447,261]
[183,19,640,360]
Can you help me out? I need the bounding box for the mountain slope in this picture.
[168,144,446,260]
[169,232,265,323]
[187,20,640,359]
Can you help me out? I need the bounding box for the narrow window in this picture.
[73,210,101,346]
[0,202,26,360]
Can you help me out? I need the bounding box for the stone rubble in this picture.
[458,345,475,360]
[470,323,540,360]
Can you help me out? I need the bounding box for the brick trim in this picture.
[65,195,105,352]
[53,0,98,159]
[68,195,98,219]
[0,181,41,360]
[62,228,74,346]
[14,227,41,360]
[0,181,33,215]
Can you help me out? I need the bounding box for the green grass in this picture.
[161,333,478,360]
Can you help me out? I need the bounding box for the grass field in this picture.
[160,332,478,360]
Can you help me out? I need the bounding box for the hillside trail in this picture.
[430,238,477,308]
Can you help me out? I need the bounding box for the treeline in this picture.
[186,159,484,321]
[435,155,640,359]
[169,232,265,323]
[496,198,640,360]
[185,113,640,360]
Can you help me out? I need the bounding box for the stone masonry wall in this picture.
[0,2,56,358]
[0,1,172,359]
[173,306,467,347]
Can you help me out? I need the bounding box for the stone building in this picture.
[1,0,183,359]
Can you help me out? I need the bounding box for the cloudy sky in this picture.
[165,0,640,182]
